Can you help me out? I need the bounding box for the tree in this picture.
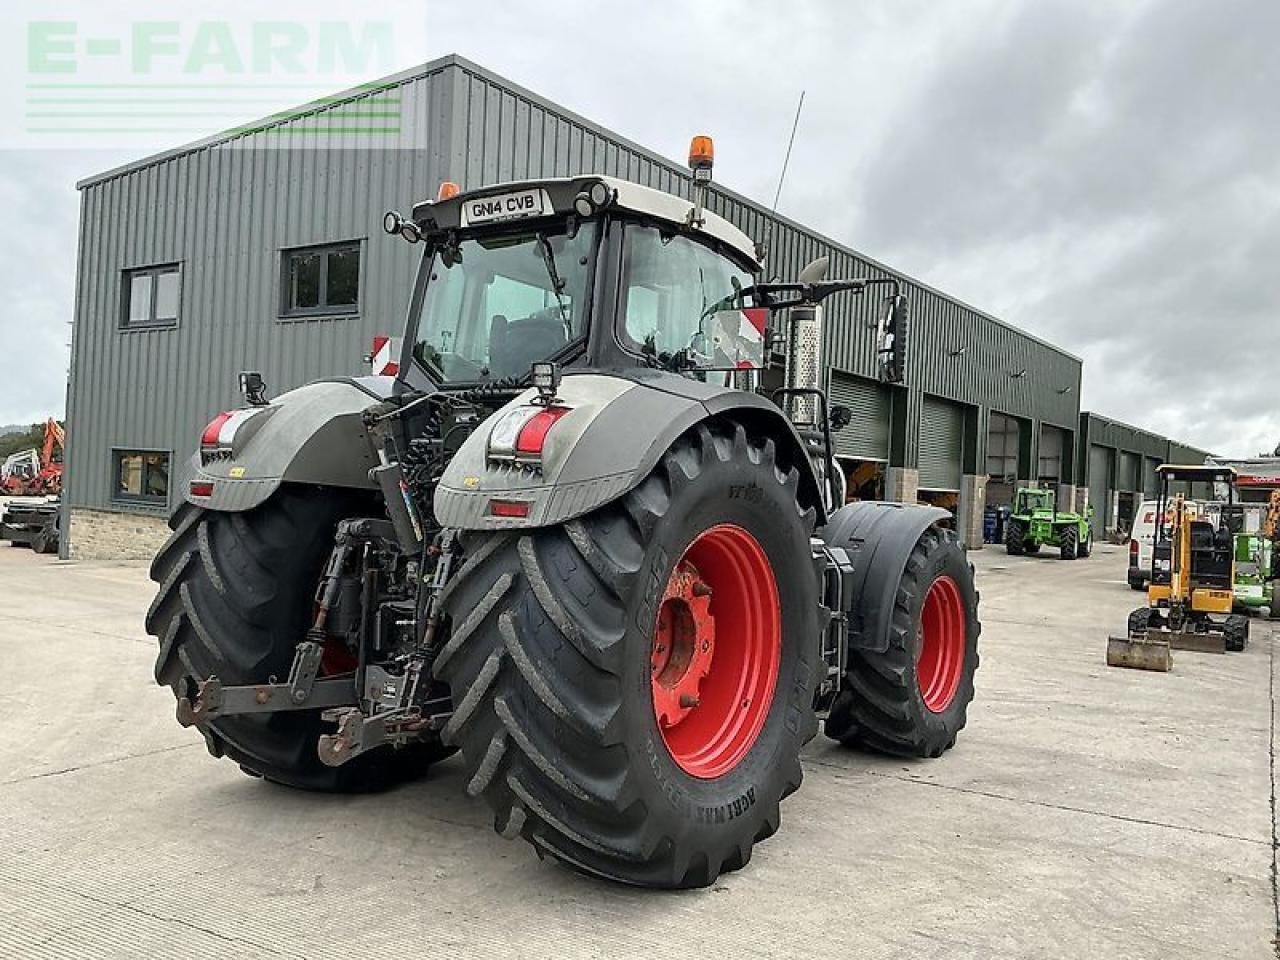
[0,424,44,462]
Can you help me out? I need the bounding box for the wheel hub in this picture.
[649,523,781,780]
[650,563,715,727]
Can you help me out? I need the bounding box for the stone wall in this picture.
[69,508,170,562]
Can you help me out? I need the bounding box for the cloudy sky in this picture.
[0,0,1275,455]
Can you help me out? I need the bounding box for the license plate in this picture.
[462,188,547,225]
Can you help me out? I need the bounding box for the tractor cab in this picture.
[389,170,768,393]
[1012,487,1056,517]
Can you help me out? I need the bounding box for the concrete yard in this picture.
[0,539,1275,959]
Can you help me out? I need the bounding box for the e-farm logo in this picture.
[8,3,427,148]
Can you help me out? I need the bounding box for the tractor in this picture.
[1108,464,1248,669]
[145,137,981,888]
[1004,486,1093,559]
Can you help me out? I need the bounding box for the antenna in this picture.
[757,90,806,264]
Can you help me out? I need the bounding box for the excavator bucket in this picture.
[1106,634,1172,672]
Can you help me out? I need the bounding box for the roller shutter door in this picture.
[1118,451,1140,491]
[986,413,1019,479]
[828,372,891,461]
[1088,444,1113,528]
[919,396,964,491]
[1039,425,1065,484]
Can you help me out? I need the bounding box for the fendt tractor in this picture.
[146,137,981,888]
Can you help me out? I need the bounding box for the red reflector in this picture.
[190,481,214,497]
[515,406,570,455]
[489,499,530,518]
[201,412,233,447]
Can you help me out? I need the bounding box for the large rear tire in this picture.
[146,487,449,792]
[825,527,980,757]
[433,421,822,888]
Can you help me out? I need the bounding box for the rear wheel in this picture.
[1059,525,1078,560]
[825,527,980,757]
[1224,614,1248,652]
[1005,519,1026,556]
[146,487,448,791]
[433,421,821,888]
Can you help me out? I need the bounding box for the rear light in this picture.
[489,499,530,518]
[515,407,570,455]
[190,481,214,497]
[1129,539,1139,556]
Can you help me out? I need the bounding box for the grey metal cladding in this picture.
[67,63,457,515]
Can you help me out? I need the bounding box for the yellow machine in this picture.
[1108,464,1249,670]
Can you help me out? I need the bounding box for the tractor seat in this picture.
[488,312,569,379]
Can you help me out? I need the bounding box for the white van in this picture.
[1127,500,1160,590]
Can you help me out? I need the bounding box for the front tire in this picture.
[434,421,821,888]
[825,527,980,757]
[1059,525,1078,560]
[1224,614,1249,652]
[146,487,447,791]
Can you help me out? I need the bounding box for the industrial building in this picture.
[62,54,1207,558]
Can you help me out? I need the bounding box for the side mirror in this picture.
[879,295,909,383]
[829,404,853,432]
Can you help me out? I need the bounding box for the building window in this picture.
[113,450,169,504]
[281,241,361,317]
[122,264,181,328]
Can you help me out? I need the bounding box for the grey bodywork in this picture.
[182,366,824,530]
[435,370,825,530]
[184,378,392,512]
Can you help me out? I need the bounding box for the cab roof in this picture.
[412,175,761,271]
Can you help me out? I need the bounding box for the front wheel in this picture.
[433,421,821,888]
[1059,525,1078,560]
[825,526,980,757]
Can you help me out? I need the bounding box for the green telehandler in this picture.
[1005,486,1094,560]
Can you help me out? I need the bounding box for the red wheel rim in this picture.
[917,575,966,713]
[650,524,781,779]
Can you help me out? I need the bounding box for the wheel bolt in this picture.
[692,581,713,597]
[679,693,700,709]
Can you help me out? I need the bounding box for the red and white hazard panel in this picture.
[371,336,402,376]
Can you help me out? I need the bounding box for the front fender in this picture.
[822,501,953,653]
[185,378,389,512]
[434,370,824,530]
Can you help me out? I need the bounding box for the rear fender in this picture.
[434,370,824,530]
[185,378,392,512]
[821,501,952,653]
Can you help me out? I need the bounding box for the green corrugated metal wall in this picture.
[828,372,891,460]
